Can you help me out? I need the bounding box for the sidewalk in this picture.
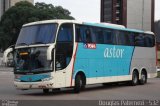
[0,66,13,71]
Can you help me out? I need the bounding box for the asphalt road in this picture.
[0,67,160,106]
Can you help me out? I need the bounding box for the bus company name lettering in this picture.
[104,46,124,58]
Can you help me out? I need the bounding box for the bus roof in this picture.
[84,22,144,33]
[23,19,154,35]
[23,19,82,27]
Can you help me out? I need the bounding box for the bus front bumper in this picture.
[14,81,54,89]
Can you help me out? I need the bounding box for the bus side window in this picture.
[76,25,96,43]
[135,33,145,47]
[57,24,73,42]
[92,27,104,44]
[76,27,82,42]
[76,25,91,43]
[129,33,135,46]
[144,34,155,47]
[56,24,73,71]
[89,27,96,43]
[85,29,92,43]
[117,31,133,46]
[103,29,115,44]
[117,31,127,45]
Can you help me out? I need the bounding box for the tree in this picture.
[0,1,74,50]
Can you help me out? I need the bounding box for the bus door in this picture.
[54,23,73,87]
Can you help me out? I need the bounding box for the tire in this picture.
[43,89,49,93]
[131,71,139,86]
[74,75,83,93]
[139,71,147,85]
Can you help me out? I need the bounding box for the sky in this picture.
[34,0,160,22]
[155,0,160,21]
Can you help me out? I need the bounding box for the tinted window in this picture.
[57,24,73,42]
[117,31,127,45]
[103,29,116,44]
[128,33,135,46]
[117,31,134,46]
[92,27,104,44]
[76,24,155,47]
[76,26,81,42]
[16,24,57,46]
[135,33,145,47]
[75,25,95,43]
[135,33,155,47]
[144,34,155,47]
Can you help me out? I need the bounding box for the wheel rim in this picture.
[80,78,82,88]
[142,74,145,82]
[141,73,146,83]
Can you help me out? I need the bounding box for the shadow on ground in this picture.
[18,82,153,97]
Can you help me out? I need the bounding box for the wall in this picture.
[127,0,152,31]
[10,0,34,6]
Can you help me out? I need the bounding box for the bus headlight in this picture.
[14,79,21,82]
[41,77,53,81]
[14,75,21,82]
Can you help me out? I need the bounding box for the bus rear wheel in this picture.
[139,71,147,85]
[131,71,139,86]
[74,75,84,93]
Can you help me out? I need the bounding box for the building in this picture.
[10,0,34,6]
[101,0,155,32]
[0,0,34,18]
[155,21,160,65]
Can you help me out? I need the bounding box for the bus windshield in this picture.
[16,23,57,46]
[14,47,53,74]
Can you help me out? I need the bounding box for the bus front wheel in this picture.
[74,75,83,93]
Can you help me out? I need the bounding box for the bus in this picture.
[13,20,157,93]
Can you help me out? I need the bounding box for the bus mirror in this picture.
[47,44,55,60]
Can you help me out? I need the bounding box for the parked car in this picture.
[157,66,160,72]
[3,45,14,67]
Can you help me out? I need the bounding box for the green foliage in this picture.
[0,1,74,50]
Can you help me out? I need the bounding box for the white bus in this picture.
[13,20,157,93]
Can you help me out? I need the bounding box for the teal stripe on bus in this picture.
[83,22,144,33]
[73,43,134,78]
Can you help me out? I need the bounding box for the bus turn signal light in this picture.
[20,52,28,56]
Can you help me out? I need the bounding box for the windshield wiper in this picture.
[17,43,28,46]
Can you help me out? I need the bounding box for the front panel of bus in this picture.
[13,22,74,89]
